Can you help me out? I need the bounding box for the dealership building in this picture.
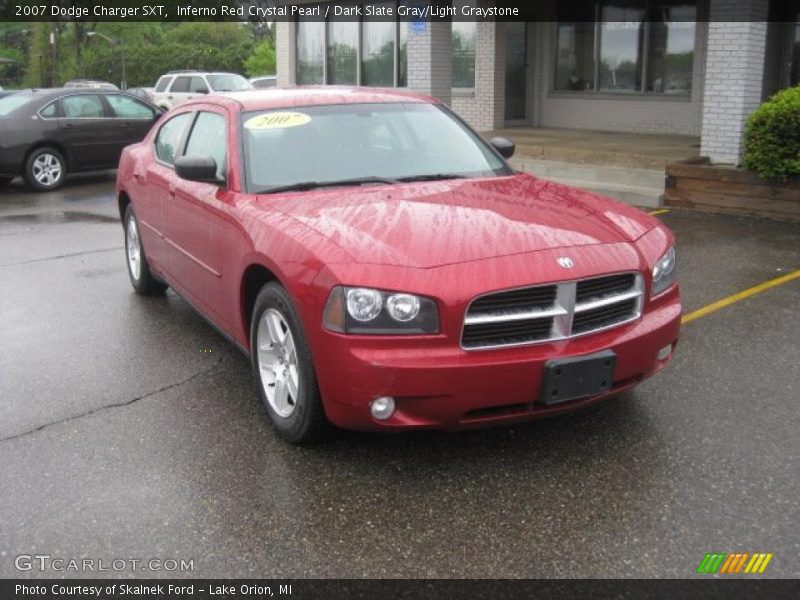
[275,0,799,166]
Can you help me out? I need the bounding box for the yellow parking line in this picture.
[682,269,800,324]
[648,209,670,216]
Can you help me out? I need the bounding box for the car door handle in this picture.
[133,169,143,181]
[168,183,176,196]
[120,122,131,128]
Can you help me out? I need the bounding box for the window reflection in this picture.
[362,2,396,86]
[297,19,324,84]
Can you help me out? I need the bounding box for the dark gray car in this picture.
[0,88,161,191]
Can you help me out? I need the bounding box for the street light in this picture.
[86,31,126,89]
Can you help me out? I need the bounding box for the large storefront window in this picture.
[362,2,395,86]
[452,3,476,87]
[296,19,325,84]
[598,6,644,92]
[554,0,696,95]
[296,2,408,88]
[327,18,358,85]
[555,22,595,91]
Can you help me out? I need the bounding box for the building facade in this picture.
[276,0,800,165]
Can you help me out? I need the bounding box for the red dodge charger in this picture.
[116,87,681,443]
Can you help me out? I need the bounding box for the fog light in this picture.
[370,396,395,420]
[657,344,672,361]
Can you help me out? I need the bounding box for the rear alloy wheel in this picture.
[24,147,66,191]
[251,283,329,443]
[124,205,167,296]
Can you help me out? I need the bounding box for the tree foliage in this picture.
[0,21,275,89]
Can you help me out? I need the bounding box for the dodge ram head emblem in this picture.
[557,257,574,268]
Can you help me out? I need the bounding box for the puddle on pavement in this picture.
[0,211,118,224]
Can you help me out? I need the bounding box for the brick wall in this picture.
[450,19,506,130]
[407,20,452,105]
[275,20,294,87]
[700,0,769,164]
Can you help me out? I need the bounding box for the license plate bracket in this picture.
[539,350,616,405]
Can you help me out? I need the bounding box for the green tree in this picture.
[244,39,276,77]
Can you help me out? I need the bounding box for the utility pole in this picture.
[49,24,58,86]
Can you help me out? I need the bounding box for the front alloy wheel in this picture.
[257,309,300,418]
[251,283,328,443]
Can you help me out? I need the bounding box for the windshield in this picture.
[242,103,509,192]
[0,91,33,116]
[208,74,251,92]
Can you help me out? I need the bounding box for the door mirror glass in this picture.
[175,155,220,183]
[489,136,515,159]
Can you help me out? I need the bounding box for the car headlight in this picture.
[651,246,677,297]
[323,286,439,334]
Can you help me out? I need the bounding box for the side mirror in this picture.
[175,155,221,184]
[490,136,515,159]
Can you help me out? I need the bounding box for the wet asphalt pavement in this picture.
[0,174,798,579]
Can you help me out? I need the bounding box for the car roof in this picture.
[164,71,242,77]
[193,86,434,112]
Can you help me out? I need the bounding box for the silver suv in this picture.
[151,71,252,109]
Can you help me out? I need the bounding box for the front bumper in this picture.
[313,287,681,431]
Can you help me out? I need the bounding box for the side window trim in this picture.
[153,111,194,169]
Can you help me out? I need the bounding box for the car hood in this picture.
[258,173,655,269]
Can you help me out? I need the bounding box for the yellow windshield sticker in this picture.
[244,112,311,130]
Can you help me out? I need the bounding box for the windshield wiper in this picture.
[396,173,467,183]
[258,176,399,194]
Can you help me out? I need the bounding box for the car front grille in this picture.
[461,273,644,350]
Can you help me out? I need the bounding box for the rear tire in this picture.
[24,147,66,191]
[250,283,329,444]
[124,205,167,296]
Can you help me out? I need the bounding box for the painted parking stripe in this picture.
[682,269,800,325]
[648,209,670,216]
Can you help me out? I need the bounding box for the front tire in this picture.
[24,147,66,191]
[124,205,167,295]
[251,283,329,443]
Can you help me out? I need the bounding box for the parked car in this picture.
[250,76,276,89]
[151,71,252,110]
[116,88,681,443]
[64,79,119,90]
[0,88,161,190]
[126,87,155,103]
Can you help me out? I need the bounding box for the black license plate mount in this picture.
[539,350,616,405]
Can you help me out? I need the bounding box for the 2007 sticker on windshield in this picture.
[245,112,311,130]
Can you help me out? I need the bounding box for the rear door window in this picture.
[61,94,105,118]
[189,77,209,94]
[170,77,191,93]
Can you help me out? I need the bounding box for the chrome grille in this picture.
[462,273,644,350]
